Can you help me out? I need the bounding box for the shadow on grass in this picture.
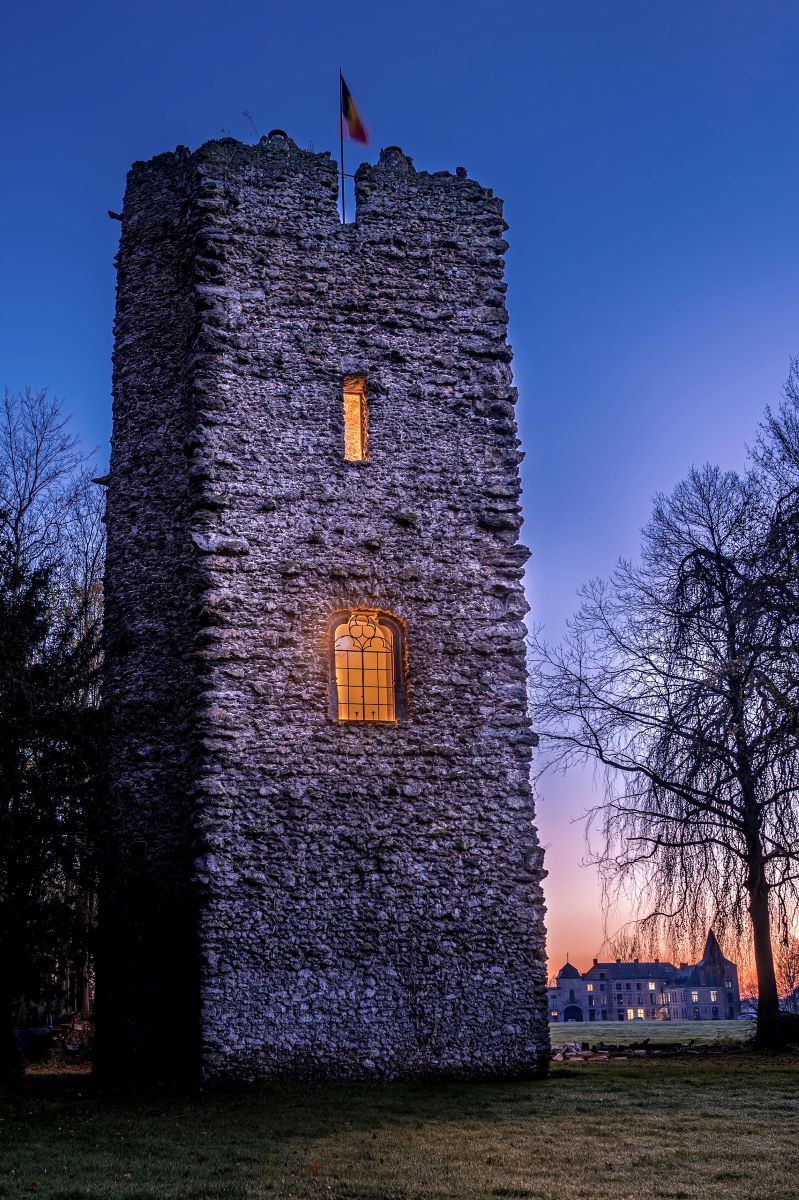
[2,1055,798,1200]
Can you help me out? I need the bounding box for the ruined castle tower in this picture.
[100,132,548,1081]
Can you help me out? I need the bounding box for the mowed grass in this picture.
[2,1054,798,1200]
[550,1019,754,1046]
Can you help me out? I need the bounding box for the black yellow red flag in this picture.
[340,74,368,144]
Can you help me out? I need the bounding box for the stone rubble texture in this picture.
[100,133,549,1082]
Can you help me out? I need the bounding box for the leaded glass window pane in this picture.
[334,612,396,722]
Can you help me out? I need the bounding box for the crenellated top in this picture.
[355,144,505,228]
[120,133,507,242]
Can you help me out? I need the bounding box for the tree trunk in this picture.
[748,873,782,1048]
[0,987,23,1082]
[739,755,783,1048]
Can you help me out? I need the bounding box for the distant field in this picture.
[550,1018,754,1045]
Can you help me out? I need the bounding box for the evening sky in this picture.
[2,0,798,973]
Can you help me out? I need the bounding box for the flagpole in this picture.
[339,68,345,223]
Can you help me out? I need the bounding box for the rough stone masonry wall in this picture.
[105,132,549,1081]
[100,147,203,1077]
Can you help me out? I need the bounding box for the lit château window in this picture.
[342,376,368,461]
[333,611,397,722]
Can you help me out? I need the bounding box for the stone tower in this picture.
[100,132,549,1082]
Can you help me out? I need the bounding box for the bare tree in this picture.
[751,358,799,712]
[602,929,643,962]
[739,976,759,1016]
[0,388,104,1077]
[530,462,799,1049]
[753,359,799,499]
[776,936,799,1014]
[0,388,88,571]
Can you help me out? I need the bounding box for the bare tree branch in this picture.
[530,437,799,1048]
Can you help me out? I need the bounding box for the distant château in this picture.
[98,132,548,1082]
[548,931,741,1022]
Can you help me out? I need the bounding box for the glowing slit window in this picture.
[343,376,368,461]
[334,612,395,722]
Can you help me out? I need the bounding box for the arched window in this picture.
[331,611,403,723]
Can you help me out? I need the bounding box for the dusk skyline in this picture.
[3,0,799,972]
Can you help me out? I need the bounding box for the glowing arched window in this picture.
[334,612,396,722]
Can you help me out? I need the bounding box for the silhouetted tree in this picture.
[751,358,799,722]
[0,388,103,1078]
[530,454,799,1049]
[776,935,799,1014]
[602,929,643,962]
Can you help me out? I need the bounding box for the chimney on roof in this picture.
[616,958,621,964]
[593,958,598,965]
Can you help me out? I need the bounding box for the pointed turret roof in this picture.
[701,929,724,964]
[674,928,733,986]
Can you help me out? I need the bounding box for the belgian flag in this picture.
[340,73,368,144]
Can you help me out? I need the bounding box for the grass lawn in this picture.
[1,1053,797,1200]
[550,1018,754,1046]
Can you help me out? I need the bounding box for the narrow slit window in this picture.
[342,376,368,461]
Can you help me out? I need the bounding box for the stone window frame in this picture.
[327,609,409,723]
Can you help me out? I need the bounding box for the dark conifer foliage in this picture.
[0,388,103,1078]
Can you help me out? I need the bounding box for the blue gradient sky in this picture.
[2,0,798,971]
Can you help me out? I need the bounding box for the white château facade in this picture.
[549,931,741,1023]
